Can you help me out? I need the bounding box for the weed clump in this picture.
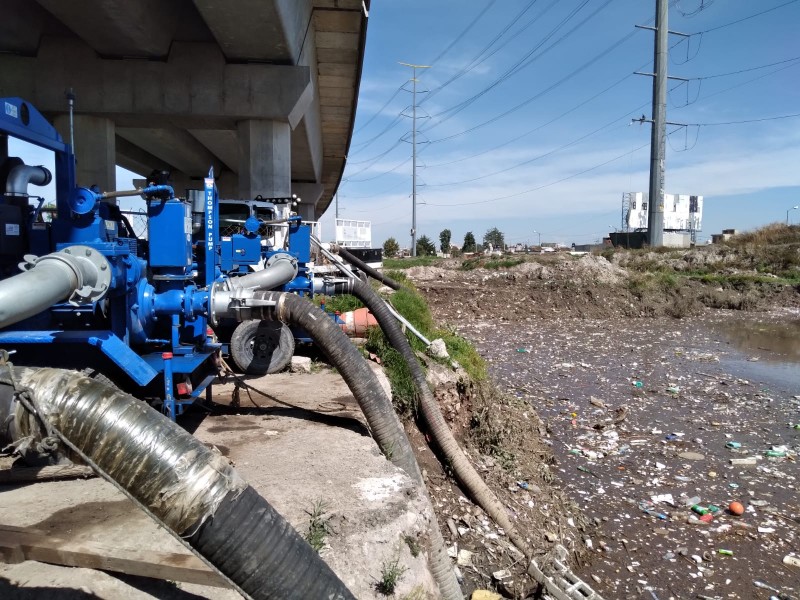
[304,500,332,553]
[375,556,407,595]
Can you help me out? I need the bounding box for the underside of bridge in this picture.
[0,0,369,220]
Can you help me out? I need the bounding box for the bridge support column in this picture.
[54,114,116,192]
[237,120,291,200]
[292,182,324,221]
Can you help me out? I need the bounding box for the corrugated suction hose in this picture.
[0,365,355,600]
[346,278,535,560]
[238,292,464,600]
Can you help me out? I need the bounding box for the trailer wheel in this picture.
[230,320,294,375]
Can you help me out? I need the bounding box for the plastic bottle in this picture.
[691,505,710,515]
[765,450,786,458]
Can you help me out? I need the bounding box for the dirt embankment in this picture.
[408,249,800,323]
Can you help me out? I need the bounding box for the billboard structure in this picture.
[622,192,703,234]
[335,218,371,248]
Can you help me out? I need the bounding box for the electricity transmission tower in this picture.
[399,62,430,256]
[634,0,688,247]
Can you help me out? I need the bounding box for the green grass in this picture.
[437,329,487,381]
[314,294,363,313]
[383,256,443,269]
[459,257,482,271]
[364,281,486,414]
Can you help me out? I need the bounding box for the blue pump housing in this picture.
[0,97,226,419]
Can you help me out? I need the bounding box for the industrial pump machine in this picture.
[0,97,315,419]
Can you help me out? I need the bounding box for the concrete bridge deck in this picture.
[0,0,370,220]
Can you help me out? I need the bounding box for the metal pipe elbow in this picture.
[5,165,52,196]
[230,253,298,291]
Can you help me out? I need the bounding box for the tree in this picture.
[483,227,505,251]
[439,229,452,253]
[383,237,399,258]
[462,231,476,253]
[416,235,436,256]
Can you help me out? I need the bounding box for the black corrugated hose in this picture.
[344,278,535,560]
[246,292,464,600]
[336,246,402,291]
[0,365,355,600]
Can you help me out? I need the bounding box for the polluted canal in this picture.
[457,309,800,600]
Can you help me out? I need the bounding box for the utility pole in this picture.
[400,62,430,256]
[634,1,688,248]
[648,0,668,248]
[335,191,339,219]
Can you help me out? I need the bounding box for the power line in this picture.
[687,55,800,80]
[348,114,404,154]
[426,70,640,168]
[345,137,404,169]
[425,0,598,129]
[345,156,411,183]
[353,86,404,134]
[421,0,556,106]
[339,179,407,199]
[425,103,649,187]
[683,59,800,103]
[350,0,498,138]
[674,0,715,17]
[685,112,800,126]
[427,32,642,144]
[423,142,652,208]
[427,0,499,66]
[698,0,799,34]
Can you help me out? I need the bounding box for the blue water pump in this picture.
[0,97,300,419]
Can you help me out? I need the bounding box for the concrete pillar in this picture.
[292,182,324,220]
[295,202,316,222]
[237,120,291,200]
[54,115,116,191]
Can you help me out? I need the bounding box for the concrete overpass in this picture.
[0,0,370,220]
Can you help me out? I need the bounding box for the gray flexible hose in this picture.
[0,366,355,600]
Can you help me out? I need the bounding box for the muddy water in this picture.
[712,317,800,391]
[458,310,799,600]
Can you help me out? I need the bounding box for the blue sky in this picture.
[323,0,800,248]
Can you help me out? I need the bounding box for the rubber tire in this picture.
[230,320,294,375]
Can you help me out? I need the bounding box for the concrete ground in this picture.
[0,367,441,599]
